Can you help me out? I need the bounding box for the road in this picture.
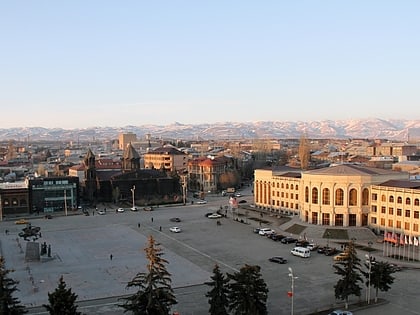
[1,187,420,315]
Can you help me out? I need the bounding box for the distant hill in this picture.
[1,118,419,142]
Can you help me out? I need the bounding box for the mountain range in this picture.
[1,118,420,142]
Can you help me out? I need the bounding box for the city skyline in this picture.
[1,1,419,128]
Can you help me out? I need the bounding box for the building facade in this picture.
[254,164,410,228]
[143,146,188,172]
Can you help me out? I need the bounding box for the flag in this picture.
[393,233,398,244]
[414,237,419,247]
[405,235,409,245]
[400,234,405,245]
[409,236,413,245]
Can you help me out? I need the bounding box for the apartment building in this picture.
[143,146,188,172]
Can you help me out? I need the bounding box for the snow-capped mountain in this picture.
[0,119,419,142]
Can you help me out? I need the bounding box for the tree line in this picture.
[0,238,397,315]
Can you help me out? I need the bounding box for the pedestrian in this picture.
[151,217,154,223]
[159,226,162,231]
[5,229,8,235]
[138,223,141,228]
[110,254,113,260]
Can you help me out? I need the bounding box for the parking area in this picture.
[1,192,420,315]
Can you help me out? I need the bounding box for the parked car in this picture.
[15,219,29,225]
[328,310,353,315]
[258,228,275,236]
[143,206,153,211]
[130,207,138,211]
[207,213,222,219]
[169,227,182,233]
[170,217,181,222]
[333,253,349,261]
[268,256,288,264]
[253,228,261,234]
[238,200,247,204]
[117,208,125,213]
[196,200,207,204]
[44,214,53,219]
[281,236,298,244]
[97,210,106,215]
[296,240,310,247]
[306,243,319,251]
[269,233,286,241]
[324,247,338,256]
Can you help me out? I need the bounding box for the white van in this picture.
[291,246,311,258]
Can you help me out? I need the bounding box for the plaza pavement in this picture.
[1,192,420,315]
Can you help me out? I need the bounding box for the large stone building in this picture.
[254,164,412,230]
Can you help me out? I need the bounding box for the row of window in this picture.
[371,205,420,218]
[304,187,370,206]
[3,198,27,207]
[371,217,419,233]
[272,182,299,190]
[372,193,420,206]
[272,191,299,200]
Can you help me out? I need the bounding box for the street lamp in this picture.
[288,267,298,315]
[131,185,136,209]
[365,254,372,304]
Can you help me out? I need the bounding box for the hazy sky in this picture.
[1,1,419,129]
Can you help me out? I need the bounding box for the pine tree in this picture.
[227,264,268,315]
[119,235,177,315]
[333,241,363,309]
[0,256,27,315]
[205,264,229,315]
[43,275,81,315]
[363,260,396,303]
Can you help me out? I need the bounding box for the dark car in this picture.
[253,228,261,234]
[281,237,298,244]
[170,217,181,222]
[295,240,310,247]
[238,200,247,204]
[324,247,338,256]
[205,212,214,218]
[270,233,286,241]
[268,256,288,264]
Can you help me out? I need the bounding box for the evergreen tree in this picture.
[205,264,229,315]
[363,260,396,303]
[43,275,81,315]
[119,235,177,315]
[333,241,363,309]
[0,256,27,315]
[227,264,268,315]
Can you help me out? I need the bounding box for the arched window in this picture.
[415,199,419,206]
[322,188,330,205]
[290,184,294,189]
[349,188,357,206]
[406,197,411,205]
[389,195,394,203]
[286,184,289,189]
[281,183,284,189]
[362,188,369,206]
[305,186,309,203]
[335,189,344,206]
[397,196,402,204]
[312,187,318,204]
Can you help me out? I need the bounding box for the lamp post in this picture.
[131,185,136,209]
[326,231,331,248]
[64,190,68,216]
[288,267,298,315]
[365,254,372,304]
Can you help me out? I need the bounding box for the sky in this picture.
[0,1,419,129]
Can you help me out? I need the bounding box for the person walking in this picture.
[110,254,113,260]
[151,217,154,223]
